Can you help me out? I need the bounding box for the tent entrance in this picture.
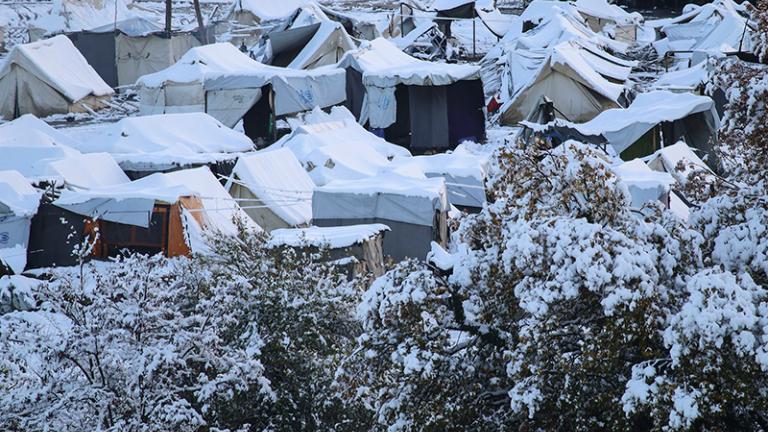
[95,204,170,258]
[384,84,412,148]
[242,85,275,146]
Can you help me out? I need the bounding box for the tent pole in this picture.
[165,0,172,34]
[400,3,404,37]
[472,8,476,57]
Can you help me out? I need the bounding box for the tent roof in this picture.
[432,0,494,11]
[0,35,114,103]
[88,16,165,36]
[284,20,354,70]
[33,0,147,34]
[230,0,309,21]
[268,223,389,249]
[269,117,411,186]
[653,61,709,89]
[573,0,642,25]
[613,158,675,190]
[137,42,345,90]
[74,112,255,168]
[230,148,315,226]
[391,146,490,181]
[317,173,447,201]
[338,38,480,87]
[0,170,42,217]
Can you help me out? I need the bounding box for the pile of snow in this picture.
[268,224,389,249]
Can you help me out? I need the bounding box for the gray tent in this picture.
[67,17,211,88]
[312,174,449,261]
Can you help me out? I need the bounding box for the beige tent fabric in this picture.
[116,33,200,87]
[229,182,293,232]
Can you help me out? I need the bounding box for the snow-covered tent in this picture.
[228,0,309,27]
[0,115,129,188]
[317,4,380,41]
[313,173,449,261]
[263,20,355,70]
[67,16,208,88]
[0,170,42,275]
[53,166,258,259]
[137,43,346,142]
[498,39,635,125]
[29,0,143,39]
[646,141,716,186]
[649,0,756,61]
[227,149,315,231]
[69,112,255,179]
[268,224,389,277]
[338,38,485,152]
[391,145,490,210]
[613,159,674,209]
[268,110,411,186]
[522,91,720,161]
[0,35,114,119]
[573,0,642,43]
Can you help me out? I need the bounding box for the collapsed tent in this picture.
[69,112,255,179]
[269,111,411,186]
[521,91,720,161]
[227,149,315,231]
[0,115,129,187]
[338,38,485,152]
[432,0,514,39]
[263,20,355,69]
[498,39,635,125]
[313,173,449,261]
[227,0,309,27]
[573,0,643,43]
[0,170,42,275]
[0,35,113,119]
[137,43,346,142]
[52,166,257,259]
[268,224,389,277]
[67,16,209,88]
[649,0,756,60]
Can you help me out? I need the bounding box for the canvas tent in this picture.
[0,115,129,188]
[137,43,346,142]
[391,145,490,210]
[0,35,113,119]
[268,224,389,277]
[338,38,486,152]
[497,39,634,125]
[521,91,720,161]
[69,112,255,179]
[269,112,412,187]
[612,159,674,209]
[52,166,258,259]
[0,170,42,275]
[573,0,642,43]
[227,149,315,231]
[313,173,448,261]
[67,16,208,88]
[263,20,355,70]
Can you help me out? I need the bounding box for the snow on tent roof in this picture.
[647,141,714,186]
[230,0,309,21]
[574,0,642,25]
[0,114,81,149]
[0,170,42,217]
[0,35,113,103]
[268,224,390,249]
[270,117,411,186]
[391,146,490,181]
[613,159,675,191]
[432,0,494,11]
[538,91,719,154]
[47,153,130,189]
[230,149,315,227]
[75,113,254,169]
[32,0,144,34]
[338,38,480,87]
[653,61,710,90]
[88,16,164,36]
[318,173,447,200]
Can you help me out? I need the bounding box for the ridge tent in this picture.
[137,43,346,143]
[68,112,255,179]
[312,173,449,261]
[573,0,642,43]
[498,39,635,125]
[226,149,315,231]
[0,35,113,119]
[264,20,355,69]
[268,224,389,277]
[0,170,42,275]
[67,16,210,88]
[521,91,720,162]
[337,37,485,153]
[52,166,258,259]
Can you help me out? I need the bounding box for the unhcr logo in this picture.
[298,89,315,106]
[0,232,9,245]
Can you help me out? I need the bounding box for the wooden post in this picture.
[193,0,205,32]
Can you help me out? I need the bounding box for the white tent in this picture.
[0,170,42,274]
[612,159,674,209]
[337,37,486,151]
[228,0,309,26]
[0,115,129,188]
[265,20,356,70]
[573,0,642,43]
[498,39,635,124]
[0,35,114,119]
[268,112,411,186]
[137,43,346,131]
[227,148,315,231]
[313,173,449,261]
